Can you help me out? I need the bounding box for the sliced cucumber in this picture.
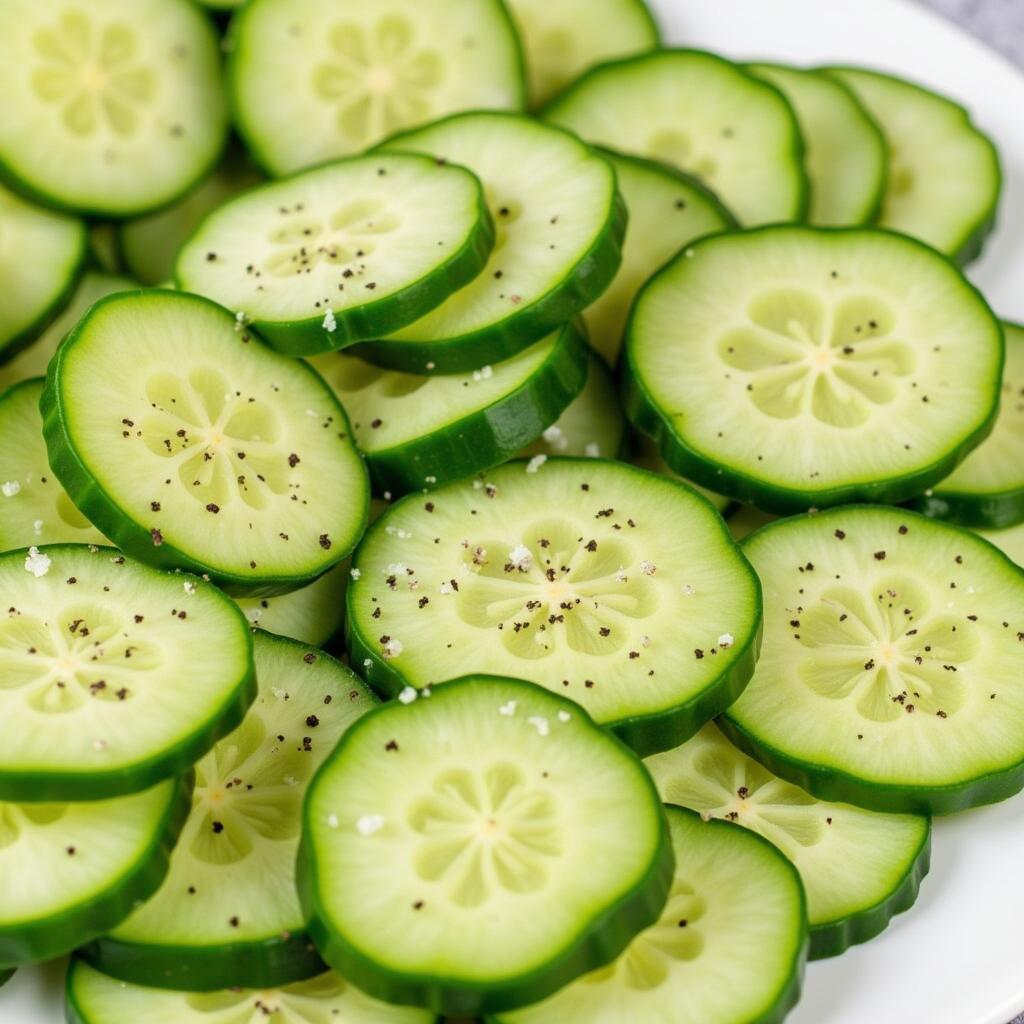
[300,675,672,1016]
[347,458,760,756]
[0,777,189,968]
[311,323,587,495]
[646,724,931,959]
[229,0,525,176]
[493,805,805,1024]
[542,50,807,226]
[625,225,1003,514]
[0,0,227,217]
[747,64,886,226]
[585,150,734,366]
[723,506,1024,815]
[629,434,733,515]
[980,521,1024,567]
[825,67,1000,265]
[506,0,659,108]
[42,290,370,594]
[177,154,494,357]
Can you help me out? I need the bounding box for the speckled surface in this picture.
[923,0,1024,65]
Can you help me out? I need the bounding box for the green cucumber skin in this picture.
[622,226,1005,516]
[362,321,589,496]
[908,487,1024,531]
[0,774,193,969]
[40,290,370,597]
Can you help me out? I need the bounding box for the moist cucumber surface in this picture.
[980,521,1024,567]
[347,458,760,755]
[42,289,370,594]
[299,675,673,1016]
[229,0,525,176]
[723,506,1024,814]
[0,0,227,217]
[646,723,931,958]
[177,154,494,356]
[493,805,806,1024]
[625,225,1004,514]
[542,50,807,226]
[629,433,734,515]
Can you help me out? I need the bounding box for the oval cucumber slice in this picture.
[492,805,806,1024]
[42,289,369,594]
[177,154,494,356]
[542,50,807,226]
[0,0,227,217]
[0,777,189,968]
[723,506,1024,814]
[980,521,1024,567]
[229,0,525,176]
[625,225,1003,514]
[300,675,672,1016]
[646,724,931,959]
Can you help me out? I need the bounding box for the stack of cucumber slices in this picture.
[0,1,1020,1022]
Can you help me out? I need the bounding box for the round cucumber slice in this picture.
[747,64,887,227]
[229,0,525,176]
[363,112,625,372]
[66,961,438,1024]
[723,506,1024,815]
[625,225,1003,514]
[542,50,807,226]
[585,150,734,366]
[0,544,255,802]
[0,777,189,968]
[629,435,733,515]
[299,675,672,1016]
[347,458,760,756]
[825,67,1001,265]
[0,0,227,217]
[82,633,377,991]
[176,154,494,357]
[311,322,587,495]
[42,289,370,595]
[492,805,805,1024]
[646,724,931,959]
[980,521,1024,567]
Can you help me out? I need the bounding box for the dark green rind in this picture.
[622,226,1005,516]
[0,774,192,969]
[40,289,370,597]
[297,675,675,1017]
[908,487,1024,531]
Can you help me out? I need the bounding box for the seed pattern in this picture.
[0,803,68,849]
[184,971,347,1019]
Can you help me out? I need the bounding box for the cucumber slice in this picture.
[505,0,659,108]
[980,521,1024,567]
[747,64,886,227]
[299,675,672,1016]
[629,434,733,515]
[229,0,525,176]
[66,961,437,1024]
[177,154,494,357]
[646,724,931,959]
[722,506,1024,815]
[625,225,1003,514]
[82,633,377,990]
[825,67,1001,265]
[347,458,760,756]
[911,322,1024,529]
[42,290,370,594]
[0,544,255,802]
[542,50,807,226]
[585,150,734,366]
[0,0,227,217]
[0,777,189,968]
[492,806,805,1024]
[311,323,587,495]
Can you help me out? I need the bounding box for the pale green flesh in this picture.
[235,562,348,646]
[584,152,732,365]
[544,51,805,225]
[646,724,928,926]
[980,522,1024,567]
[306,677,664,981]
[68,962,434,1023]
[108,634,374,949]
[232,0,523,175]
[730,507,1024,789]
[748,64,885,226]
[496,808,803,1024]
[629,436,732,514]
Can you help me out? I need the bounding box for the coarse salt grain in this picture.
[615,566,628,582]
[183,581,197,595]
[322,309,337,332]
[398,686,417,703]
[356,814,385,836]
[244,606,263,625]
[499,700,517,716]
[362,658,373,669]
[472,365,493,382]
[639,560,656,576]
[526,454,547,474]
[439,581,454,595]
[557,710,571,723]
[718,633,734,649]
[32,520,43,536]
[424,475,437,484]
[506,544,533,572]
[584,442,601,458]
[327,814,339,828]
[382,638,404,658]
[542,425,568,451]
[24,547,51,577]
[527,716,549,737]
[350,568,361,580]
[1,481,20,497]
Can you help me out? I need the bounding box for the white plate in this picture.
[3,1,1024,1022]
